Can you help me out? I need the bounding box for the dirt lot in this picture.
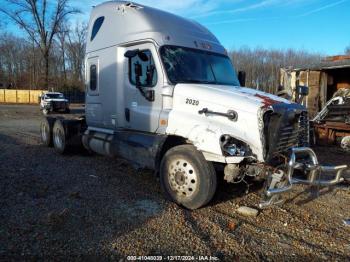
[0,104,349,261]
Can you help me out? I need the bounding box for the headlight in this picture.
[220,135,251,157]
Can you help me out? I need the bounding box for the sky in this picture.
[3,0,350,55]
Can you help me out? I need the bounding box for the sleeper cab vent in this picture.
[91,16,104,41]
[117,2,143,12]
[125,2,142,9]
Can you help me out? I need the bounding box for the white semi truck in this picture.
[40,1,347,209]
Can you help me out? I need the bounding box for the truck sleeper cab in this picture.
[40,1,347,210]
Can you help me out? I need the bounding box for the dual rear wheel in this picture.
[52,120,67,154]
[40,118,68,154]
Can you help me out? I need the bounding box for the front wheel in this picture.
[341,136,350,152]
[160,145,217,210]
[42,108,49,115]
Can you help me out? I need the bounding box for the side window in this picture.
[90,65,97,91]
[91,17,104,41]
[129,50,157,87]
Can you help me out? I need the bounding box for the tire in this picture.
[43,108,49,115]
[160,145,217,210]
[344,169,350,183]
[40,118,53,147]
[341,136,350,152]
[53,120,67,154]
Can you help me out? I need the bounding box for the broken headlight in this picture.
[220,135,251,157]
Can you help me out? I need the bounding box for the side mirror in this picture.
[296,85,309,104]
[138,52,149,62]
[297,86,309,96]
[134,62,142,78]
[238,71,246,87]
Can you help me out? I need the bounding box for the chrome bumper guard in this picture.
[266,147,348,197]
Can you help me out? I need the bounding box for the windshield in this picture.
[160,45,240,86]
[45,94,64,99]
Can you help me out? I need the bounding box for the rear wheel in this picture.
[160,145,217,210]
[40,118,53,147]
[53,120,67,154]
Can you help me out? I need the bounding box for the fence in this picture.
[61,90,85,104]
[0,89,85,104]
[0,89,45,104]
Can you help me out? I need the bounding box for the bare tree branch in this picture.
[230,47,322,93]
[0,0,80,89]
[345,45,350,55]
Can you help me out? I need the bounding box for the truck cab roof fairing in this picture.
[86,1,226,55]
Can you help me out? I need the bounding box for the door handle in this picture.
[198,108,238,121]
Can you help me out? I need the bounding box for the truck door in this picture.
[86,56,103,127]
[124,43,163,133]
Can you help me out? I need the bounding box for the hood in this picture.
[174,83,292,114]
[167,83,304,161]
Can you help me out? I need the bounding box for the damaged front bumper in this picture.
[260,147,347,208]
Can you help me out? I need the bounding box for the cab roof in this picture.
[86,1,226,55]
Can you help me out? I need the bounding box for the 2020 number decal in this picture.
[185,98,199,106]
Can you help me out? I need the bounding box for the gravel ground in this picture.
[0,104,349,261]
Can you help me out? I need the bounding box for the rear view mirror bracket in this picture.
[124,49,149,62]
[124,49,139,58]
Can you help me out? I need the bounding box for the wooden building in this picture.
[280,55,350,118]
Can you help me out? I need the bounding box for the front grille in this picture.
[298,111,309,147]
[275,125,299,153]
[53,101,65,109]
[263,107,308,161]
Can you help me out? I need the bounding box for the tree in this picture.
[345,45,350,55]
[0,0,79,89]
[56,23,69,83]
[0,33,31,88]
[230,47,322,93]
[66,22,87,87]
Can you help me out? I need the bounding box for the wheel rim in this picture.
[341,136,350,152]
[168,159,198,198]
[41,124,48,142]
[54,128,64,149]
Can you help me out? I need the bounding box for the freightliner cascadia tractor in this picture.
[40,1,347,209]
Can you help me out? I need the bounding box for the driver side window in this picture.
[129,50,157,87]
